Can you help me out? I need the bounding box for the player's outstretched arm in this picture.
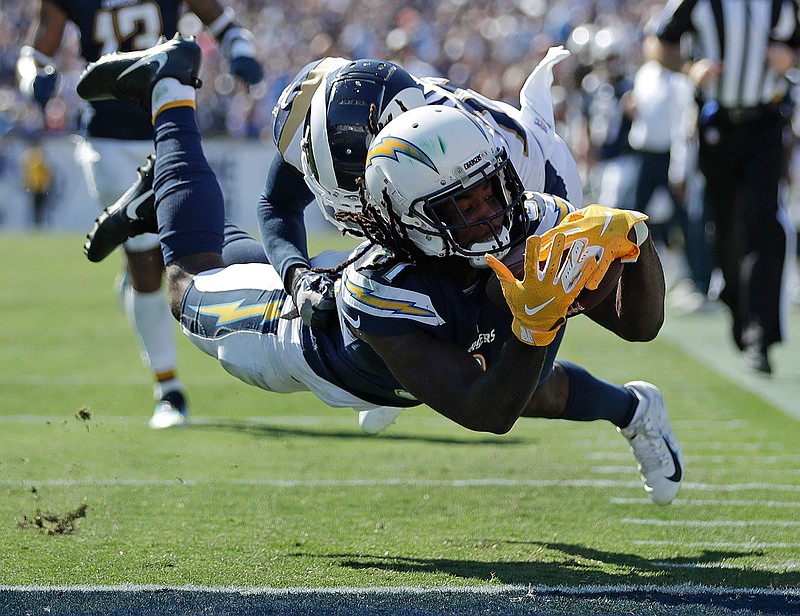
[189,0,264,85]
[356,234,597,434]
[359,327,548,435]
[583,235,666,341]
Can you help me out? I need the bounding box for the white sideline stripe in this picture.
[0,414,457,427]
[0,375,151,386]
[636,540,800,548]
[622,518,800,527]
[3,478,800,491]
[1,583,799,597]
[0,415,358,425]
[661,307,800,422]
[594,465,799,476]
[651,561,800,571]
[611,497,800,507]
[0,478,646,488]
[592,452,800,463]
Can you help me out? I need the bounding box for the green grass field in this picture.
[1,233,799,614]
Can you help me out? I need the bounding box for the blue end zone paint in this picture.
[2,585,799,616]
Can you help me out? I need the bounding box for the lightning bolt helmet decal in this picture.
[366,137,438,173]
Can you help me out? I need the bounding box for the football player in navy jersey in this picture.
[260,49,582,336]
[255,50,582,434]
[18,0,263,429]
[87,48,582,434]
[75,37,685,505]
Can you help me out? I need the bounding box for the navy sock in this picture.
[152,107,224,264]
[557,361,637,427]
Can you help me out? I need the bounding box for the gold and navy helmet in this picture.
[301,59,426,234]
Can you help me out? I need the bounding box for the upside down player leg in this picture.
[77,36,407,434]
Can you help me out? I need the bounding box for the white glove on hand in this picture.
[291,270,337,329]
[222,27,264,85]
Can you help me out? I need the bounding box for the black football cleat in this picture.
[77,34,202,112]
[84,155,157,262]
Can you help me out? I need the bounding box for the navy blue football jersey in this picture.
[304,193,575,405]
[52,0,183,139]
[300,244,512,408]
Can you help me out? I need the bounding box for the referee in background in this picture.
[649,0,799,374]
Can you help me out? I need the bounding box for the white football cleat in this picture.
[619,381,683,505]
[358,407,402,435]
[148,391,189,429]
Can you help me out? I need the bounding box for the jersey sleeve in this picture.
[421,78,548,193]
[257,155,315,284]
[525,191,577,237]
[650,0,694,43]
[339,257,446,338]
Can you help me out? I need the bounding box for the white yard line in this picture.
[611,497,800,507]
[2,478,800,491]
[622,518,800,527]
[635,540,800,548]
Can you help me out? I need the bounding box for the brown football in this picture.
[486,241,624,317]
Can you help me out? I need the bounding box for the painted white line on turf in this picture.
[593,452,800,463]
[635,540,800,548]
[594,465,800,476]
[0,478,647,488]
[0,375,150,386]
[611,497,800,507]
[3,478,800,492]
[623,518,800,527]
[650,561,800,571]
[579,439,788,452]
[0,415,358,425]
[0,414,459,428]
[0,583,798,597]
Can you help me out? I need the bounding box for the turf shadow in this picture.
[189,418,528,446]
[323,543,800,608]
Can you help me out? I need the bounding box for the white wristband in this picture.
[221,27,256,59]
[208,6,236,38]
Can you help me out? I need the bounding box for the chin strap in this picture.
[465,226,511,269]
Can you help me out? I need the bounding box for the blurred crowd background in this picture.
[0,0,657,139]
[1,0,799,307]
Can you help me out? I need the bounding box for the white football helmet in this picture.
[363,105,528,268]
[300,59,426,234]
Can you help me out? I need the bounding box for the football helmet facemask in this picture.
[363,105,528,268]
[301,59,426,234]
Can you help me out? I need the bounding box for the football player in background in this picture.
[17,0,263,429]
[75,36,685,505]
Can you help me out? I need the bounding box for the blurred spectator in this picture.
[19,135,52,226]
[571,23,637,208]
[626,34,693,286]
[1,0,670,139]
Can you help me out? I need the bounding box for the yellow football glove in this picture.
[538,205,649,290]
[485,232,601,346]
